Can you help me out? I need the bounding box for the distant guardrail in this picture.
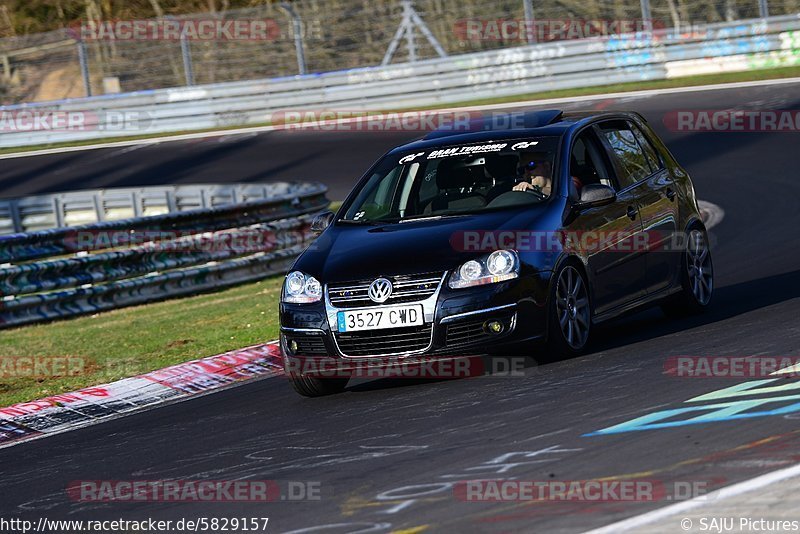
[0,14,799,148]
[0,182,328,328]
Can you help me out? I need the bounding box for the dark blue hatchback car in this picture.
[280,110,713,396]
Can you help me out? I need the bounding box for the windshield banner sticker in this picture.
[426,143,509,159]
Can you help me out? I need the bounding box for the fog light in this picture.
[484,320,504,334]
[288,339,299,354]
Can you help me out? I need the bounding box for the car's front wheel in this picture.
[662,227,713,317]
[547,262,592,357]
[287,372,349,397]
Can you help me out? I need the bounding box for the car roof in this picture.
[388,109,643,154]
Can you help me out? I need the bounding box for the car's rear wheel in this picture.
[547,263,592,357]
[662,227,713,317]
[287,372,349,397]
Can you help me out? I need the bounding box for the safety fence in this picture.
[0,181,328,328]
[0,0,792,102]
[0,13,798,148]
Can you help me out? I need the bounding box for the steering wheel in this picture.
[519,187,546,201]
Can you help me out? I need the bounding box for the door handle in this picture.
[666,188,676,201]
[627,205,637,220]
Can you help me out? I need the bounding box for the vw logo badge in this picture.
[368,278,393,303]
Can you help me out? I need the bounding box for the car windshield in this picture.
[340,137,560,223]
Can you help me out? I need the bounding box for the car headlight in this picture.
[283,271,322,303]
[449,250,519,289]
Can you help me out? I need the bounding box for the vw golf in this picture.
[280,110,713,396]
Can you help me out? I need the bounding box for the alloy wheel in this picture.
[555,266,590,350]
[687,229,713,306]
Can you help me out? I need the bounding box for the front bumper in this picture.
[279,270,552,371]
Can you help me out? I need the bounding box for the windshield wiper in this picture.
[398,213,469,223]
[337,219,385,226]
[398,215,443,223]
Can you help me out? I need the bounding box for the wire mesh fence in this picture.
[1,0,798,105]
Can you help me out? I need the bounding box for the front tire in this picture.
[662,227,713,317]
[287,372,349,397]
[547,262,592,357]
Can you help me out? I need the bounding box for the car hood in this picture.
[294,205,560,283]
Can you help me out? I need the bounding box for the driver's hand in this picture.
[513,182,534,192]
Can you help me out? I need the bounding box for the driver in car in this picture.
[512,155,552,196]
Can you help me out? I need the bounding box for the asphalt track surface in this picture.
[1,82,800,533]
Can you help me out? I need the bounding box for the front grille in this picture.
[328,272,444,308]
[286,334,328,356]
[334,324,433,357]
[446,313,516,348]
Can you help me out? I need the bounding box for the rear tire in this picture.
[546,262,592,358]
[287,372,349,397]
[662,227,713,317]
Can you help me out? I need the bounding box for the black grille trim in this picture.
[334,324,433,357]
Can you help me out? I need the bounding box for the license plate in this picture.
[337,305,424,332]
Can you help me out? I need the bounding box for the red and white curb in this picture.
[0,341,283,449]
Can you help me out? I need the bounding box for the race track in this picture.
[1,81,800,533]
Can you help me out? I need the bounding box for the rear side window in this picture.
[630,123,663,172]
[598,121,652,188]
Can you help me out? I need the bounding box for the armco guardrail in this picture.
[0,182,328,328]
[0,14,799,148]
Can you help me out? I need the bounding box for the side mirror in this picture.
[310,211,335,235]
[574,184,616,211]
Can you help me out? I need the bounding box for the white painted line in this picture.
[583,461,800,534]
[771,362,800,375]
[2,76,800,160]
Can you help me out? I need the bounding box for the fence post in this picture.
[180,34,195,86]
[77,39,92,97]
[1,55,10,81]
[640,0,653,27]
[279,2,307,75]
[758,0,769,18]
[522,0,536,43]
